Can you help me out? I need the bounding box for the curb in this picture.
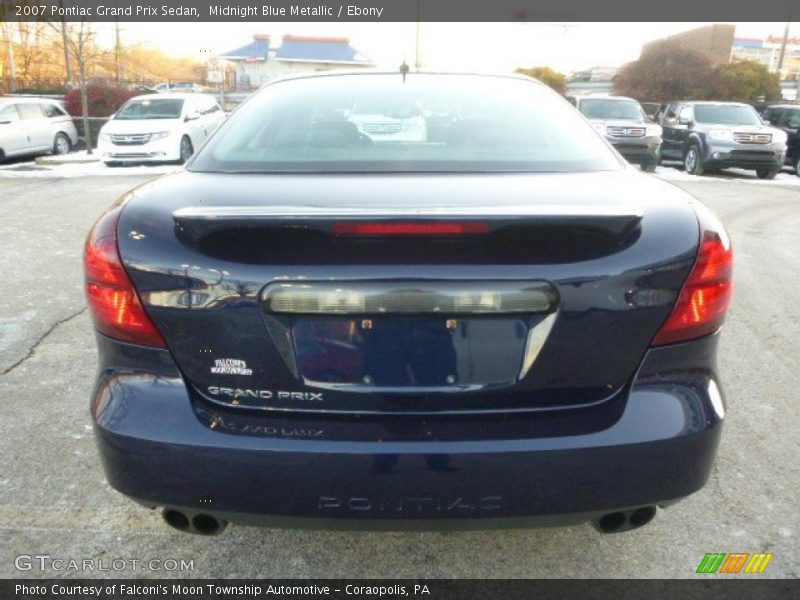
[35,155,100,166]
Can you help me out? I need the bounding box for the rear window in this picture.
[694,104,761,126]
[115,98,184,120]
[190,74,621,173]
[578,98,645,121]
[42,103,66,118]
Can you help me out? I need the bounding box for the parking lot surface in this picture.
[0,166,797,578]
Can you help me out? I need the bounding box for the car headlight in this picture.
[592,123,606,134]
[708,129,733,142]
[401,118,425,132]
[645,124,662,137]
[772,130,788,145]
[149,131,171,141]
[99,133,111,142]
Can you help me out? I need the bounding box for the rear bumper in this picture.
[92,334,725,529]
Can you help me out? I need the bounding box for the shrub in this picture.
[63,84,139,118]
[515,67,567,95]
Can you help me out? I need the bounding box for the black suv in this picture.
[658,101,786,179]
[761,104,800,175]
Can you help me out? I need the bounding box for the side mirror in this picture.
[184,112,200,122]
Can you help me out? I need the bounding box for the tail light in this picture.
[84,207,166,347]
[652,211,733,346]
[332,221,489,236]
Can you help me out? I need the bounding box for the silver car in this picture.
[575,96,662,172]
[0,97,78,162]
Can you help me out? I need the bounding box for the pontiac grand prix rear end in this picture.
[86,73,731,534]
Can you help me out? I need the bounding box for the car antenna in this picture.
[399,60,410,82]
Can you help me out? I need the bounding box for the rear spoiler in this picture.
[172,204,644,243]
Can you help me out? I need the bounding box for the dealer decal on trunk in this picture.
[210,358,253,376]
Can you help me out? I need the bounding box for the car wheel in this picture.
[756,168,779,180]
[179,136,194,164]
[794,155,800,176]
[684,145,704,176]
[53,133,71,155]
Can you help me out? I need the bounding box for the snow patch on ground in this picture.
[0,151,181,178]
[655,164,800,187]
[3,151,800,188]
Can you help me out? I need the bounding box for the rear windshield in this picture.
[190,74,621,173]
[579,98,645,121]
[115,98,184,120]
[694,104,761,126]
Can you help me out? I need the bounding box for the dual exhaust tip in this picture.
[593,506,657,534]
[161,505,656,535]
[162,508,227,536]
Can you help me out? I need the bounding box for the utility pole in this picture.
[60,19,72,86]
[115,19,121,84]
[414,0,421,70]
[777,21,792,76]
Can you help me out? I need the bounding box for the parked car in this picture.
[575,95,662,172]
[154,82,213,94]
[347,99,428,143]
[97,93,225,166]
[0,97,77,161]
[86,72,731,535]
[761,104,800,175]
[658,101,786,179]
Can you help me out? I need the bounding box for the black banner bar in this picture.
[1,0,800,22]
[2,579,799,600]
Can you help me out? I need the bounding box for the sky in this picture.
[94,22,798,74]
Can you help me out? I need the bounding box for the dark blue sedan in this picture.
[85,73,732,535]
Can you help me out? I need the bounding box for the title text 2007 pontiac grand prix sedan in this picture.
[85,73,732,535]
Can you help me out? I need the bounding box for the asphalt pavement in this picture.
[0,168,797,578]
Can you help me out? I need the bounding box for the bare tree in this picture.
[1,21,17,93]
[51,20,103,153]
[13,22,49,82]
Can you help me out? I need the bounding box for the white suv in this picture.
[0,97,78,162]
[97,93,225,166]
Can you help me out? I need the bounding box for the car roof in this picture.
[765,104,800,109]
[127,93,212,101]
[577,95,639,103]
[0,96,61,104]
[260,70,548,88]
[677,101,752,107]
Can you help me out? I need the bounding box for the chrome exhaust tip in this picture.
[593,506,656,533]
[162,508,227,535]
